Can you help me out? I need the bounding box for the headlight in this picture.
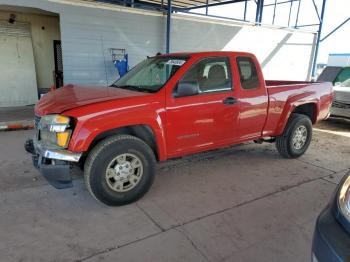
[338,175,350,221]
[39,114,72,148]
[40,115,70,132]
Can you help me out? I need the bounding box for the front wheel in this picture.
[275,113,312,158]
[84,135,156,206]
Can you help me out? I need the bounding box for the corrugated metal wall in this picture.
[59,6,165,86]
[0,0,317,87]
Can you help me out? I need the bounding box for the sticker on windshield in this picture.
[155,74,161,83]
[166,60,186,66]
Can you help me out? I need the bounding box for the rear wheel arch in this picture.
[292,103,318,124]
[276,102,317,136]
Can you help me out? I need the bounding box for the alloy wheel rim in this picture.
[105,153,143,192]
[292,125,308,150]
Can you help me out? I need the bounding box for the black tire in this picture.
[275,113,312,159]
[84,135,156,206]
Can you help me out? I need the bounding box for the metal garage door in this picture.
[0,20,38,107]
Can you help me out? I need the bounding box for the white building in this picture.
[0,0,317,107]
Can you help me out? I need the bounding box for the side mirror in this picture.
[176,81,199,97]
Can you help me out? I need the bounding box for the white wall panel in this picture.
[171,16,316,80]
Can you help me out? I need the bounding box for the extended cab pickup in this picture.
[25,51,333,205]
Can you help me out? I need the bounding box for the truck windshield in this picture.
[111,56,189,93]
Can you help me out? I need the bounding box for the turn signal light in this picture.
[56,131,71,148]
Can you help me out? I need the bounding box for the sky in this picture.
[190,0,350,64]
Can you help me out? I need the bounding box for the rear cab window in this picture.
[236,56,260,90]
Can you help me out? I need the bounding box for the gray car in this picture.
[331,78,350,118]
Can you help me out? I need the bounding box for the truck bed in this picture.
[262,80,333,137]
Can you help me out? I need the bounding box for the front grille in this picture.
[34,115,41,128]
[332,101,350,109]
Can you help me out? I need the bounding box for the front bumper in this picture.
[34,141,81,162]
[312,205,350,262]
[25,138,82,189]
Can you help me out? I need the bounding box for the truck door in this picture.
[234,55,268,141]
[165,56,240,157]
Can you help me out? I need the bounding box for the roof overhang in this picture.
[91,0,249,11]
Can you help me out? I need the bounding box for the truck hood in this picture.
[333,86,350,104]
[35,84,147,115]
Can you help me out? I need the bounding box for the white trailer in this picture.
[328,53,350,67]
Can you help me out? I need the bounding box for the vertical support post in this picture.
[205,0,209,15]
[244,0,247,21]
[255,0,260,23]
[166,0,172,54]
[287,0,293,27]
[272,0,277,24]
[295,0,301,28]
[311,0,326,78]
[255,0,264,24]
[259,0,264,23]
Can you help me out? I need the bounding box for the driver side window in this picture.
[180,57,232,95]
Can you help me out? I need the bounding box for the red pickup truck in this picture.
[25,51,333,206]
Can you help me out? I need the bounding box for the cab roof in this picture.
[159,51,254,58]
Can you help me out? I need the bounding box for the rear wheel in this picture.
[276,113,312,158]
[84,135,156,206]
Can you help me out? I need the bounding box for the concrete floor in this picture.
[0,118,349,262]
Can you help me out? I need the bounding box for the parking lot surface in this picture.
[0,118,349,262]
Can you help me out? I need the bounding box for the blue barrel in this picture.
[114,54,128,77]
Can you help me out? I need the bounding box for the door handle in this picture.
[223,97,238,105]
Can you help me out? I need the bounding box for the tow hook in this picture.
[24,139,35,154]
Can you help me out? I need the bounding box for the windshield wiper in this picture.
[113,85,152,93]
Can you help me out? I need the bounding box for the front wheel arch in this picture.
[78,124,160,170]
